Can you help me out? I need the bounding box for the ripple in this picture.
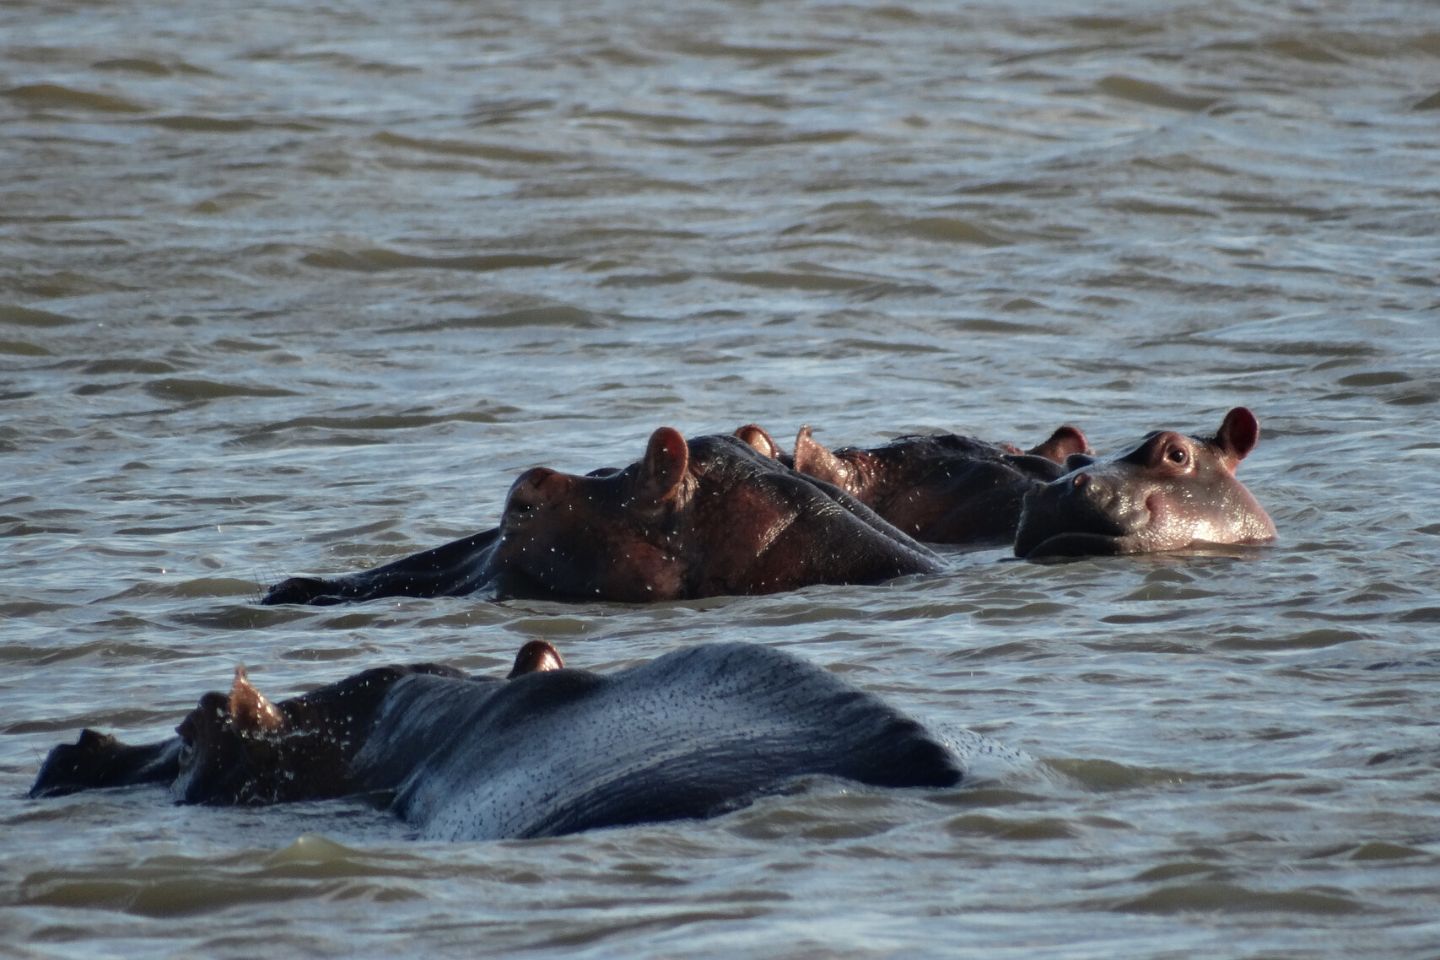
[712,269,881,292]
[225,407,518,446]
[142,378,299,402]
[943,812,1079,841]
[1094,75,1222,112]
[300,248,568,273]
[0,305,86,327]
[147,115,322,133]
[392,306,602,332]
[92,57,213,77]
[1114,881,1363,915]
[80,358,180,375]
[662,38,837,63]
[4,82,147,113]
[373,131,565,165]
[1213,628,1367,651]
[17,866,407,918]
[894,215,1014,246]
[0,339,48,357]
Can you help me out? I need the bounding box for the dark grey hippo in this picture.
[1014,407,1276,559]
[737,422,1090,545]
[263,427,941,605]
[30,642,964,840]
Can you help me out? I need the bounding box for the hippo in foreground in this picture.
[1014,407,1276,559]
[263,427,941,606]
[735,422,1090,545]
[31,642,964,841]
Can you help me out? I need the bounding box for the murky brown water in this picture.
[4,0,1439,956]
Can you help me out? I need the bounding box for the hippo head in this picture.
[491,428,695,601]
[172,666,292,805]
[790,424,1086,494]
[737,422,1091,545]
[171,645,567,805]
[489,426,939,601]
[1014,407,1276,559]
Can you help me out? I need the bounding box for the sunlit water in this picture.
[3,0,1439,957]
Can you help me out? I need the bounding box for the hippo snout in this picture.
[1014,471,1130,559]
[503,467,569,524]
[1052,469,1128,517]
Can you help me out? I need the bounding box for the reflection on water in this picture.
[3,0,1439,956]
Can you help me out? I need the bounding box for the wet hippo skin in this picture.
[31,642,964,841]
[736,422,1090,545]
[1014,407,1276,559]
[263,427,942,605]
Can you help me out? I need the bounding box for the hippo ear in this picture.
[735,423,782,460]
[1028,425,1091,464]
[793,426,854,488]
[508,639,565,678]
[638,427,690,503]
[228,666,286,736]
[1214,407,1261,470]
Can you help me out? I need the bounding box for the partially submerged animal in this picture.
[263,427,941,605]
[1014,407,1276,559]
[31,642,964,840]
[736,422,1089,545]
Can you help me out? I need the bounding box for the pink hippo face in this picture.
[490,426,941,601]
[1013,407,1276,559]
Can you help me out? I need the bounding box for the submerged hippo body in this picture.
[31,642,964,841]
[737,423,1090,545]
[263,428,941,606]
[1014,407,1276,559]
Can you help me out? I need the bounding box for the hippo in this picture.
[735,422,1090,545]
[31,641,964,840]
[1013,407,1276,559]
[262,427,942,605]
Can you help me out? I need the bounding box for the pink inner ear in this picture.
[642,426,690,500]
[1217,407,1261,465]
[735,423,780,459]
[792,426,823,472]
[793,426,851,486]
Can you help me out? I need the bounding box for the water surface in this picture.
[3,0,1439,957]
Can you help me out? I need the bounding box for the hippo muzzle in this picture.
[1013,470,1135,559]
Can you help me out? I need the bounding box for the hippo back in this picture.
[357,642,962,840]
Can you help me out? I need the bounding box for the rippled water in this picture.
[3,0,1439,956]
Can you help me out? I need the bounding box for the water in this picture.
[3,0,1439,956]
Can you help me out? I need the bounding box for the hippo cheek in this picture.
[602,541,686,601]
[1140,490,1265,551]
[495,528,684,602]
[1125,492,1210,552]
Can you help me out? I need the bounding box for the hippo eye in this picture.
[1166,447,1188,466]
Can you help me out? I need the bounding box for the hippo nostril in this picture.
[505,468,555,517]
